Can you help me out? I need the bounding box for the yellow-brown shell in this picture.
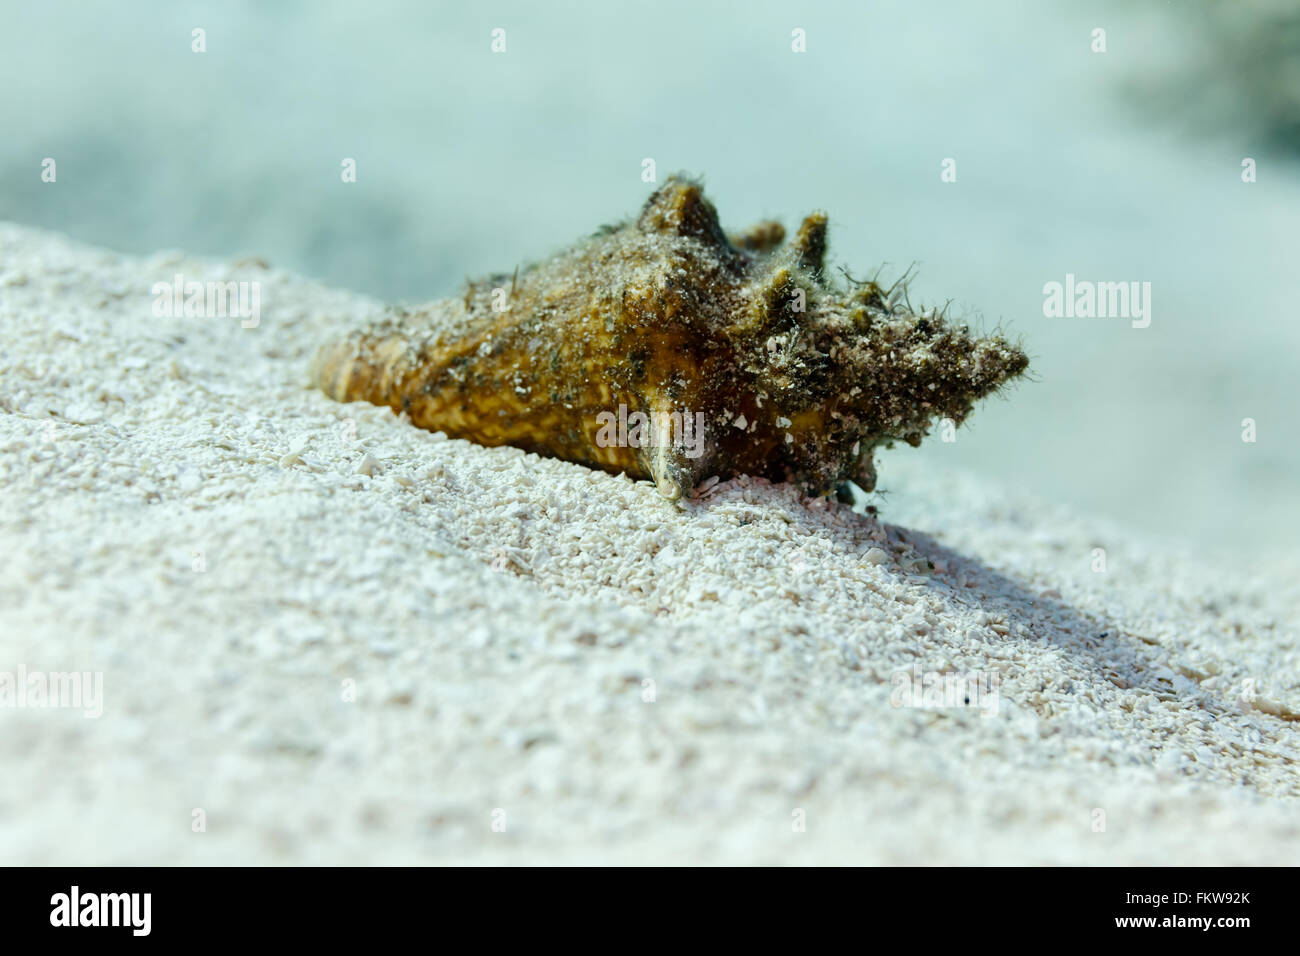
[312,177,1028,499]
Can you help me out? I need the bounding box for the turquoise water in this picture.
[3,1,1296,553]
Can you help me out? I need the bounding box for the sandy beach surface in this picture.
[1,223,1298,864]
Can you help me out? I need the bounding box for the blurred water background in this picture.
[2,0,1296,554]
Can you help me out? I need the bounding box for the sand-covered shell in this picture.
[312,178,1028,499]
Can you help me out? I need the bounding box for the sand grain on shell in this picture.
[1,222,1298,864]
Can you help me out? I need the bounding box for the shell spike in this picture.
[793,212,828,276]
[636,177,728,247]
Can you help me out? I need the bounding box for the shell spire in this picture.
[313,177,1028,499]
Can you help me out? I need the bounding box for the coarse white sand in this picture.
[1,223,1297,865]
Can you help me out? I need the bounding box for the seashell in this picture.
[312,177,1028,500]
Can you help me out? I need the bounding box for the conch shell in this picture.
[313,178,1028,499]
